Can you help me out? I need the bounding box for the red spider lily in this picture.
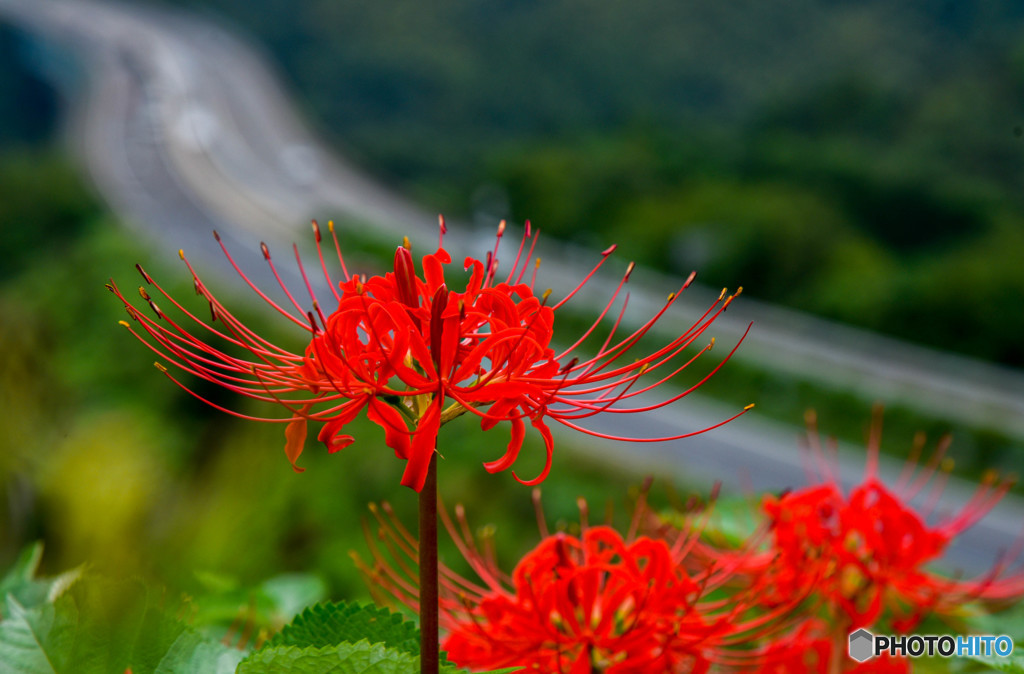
[109,218,749,492]
[752,410,1024,631]
[355,489,796,673]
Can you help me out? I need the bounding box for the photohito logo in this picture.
[848,628,1015,662]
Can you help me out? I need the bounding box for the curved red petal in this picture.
[482,416,525,474]
[423,250,447,291]
[368,397,412,460]
[401,397,442,492]
[513,416,553,486]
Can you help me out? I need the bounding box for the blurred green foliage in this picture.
[486,123,1024,365]
[0,543,519,673]
[162,0,1024,365]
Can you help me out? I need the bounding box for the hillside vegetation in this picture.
[161,0,1024,366]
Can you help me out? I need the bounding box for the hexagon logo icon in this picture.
[848,629,874,663]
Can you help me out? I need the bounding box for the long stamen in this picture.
[555,403,754,444]
[259,241,310,319]
[293,242,322,309]
[552,245,618,310]
[506,220,531,286]
[210,232,310,329]
[483,220,506,289]
[311,220,341,302]
[327,220,351,281]
[515,223,540,287]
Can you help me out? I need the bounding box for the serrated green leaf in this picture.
[266,602,419,655]
[968,652,1024,673]
[0,595,77,674]
[237,640,419,674]
[238,639,515,674]
[257,602,519,673]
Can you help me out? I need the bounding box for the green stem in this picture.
[419,451,439,674]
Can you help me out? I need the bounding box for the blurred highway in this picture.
[2,0,1023,574]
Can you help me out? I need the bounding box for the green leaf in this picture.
[237,640,419,674]
[0,545,44,601]
[0,595,77,674]
[187,572,327,639]
[967,652,1024,673]
[0,544,79,611]
[255,602,520,673]
[150,630,245,674]
[266,602,419,655]
[966,603,1024,642]
[68,578,245,674]
[238,639,519,674]
[0,574,246,674]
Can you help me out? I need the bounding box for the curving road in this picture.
[2,0,1024,575]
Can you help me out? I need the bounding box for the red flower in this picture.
[754,410,1023,630]
[357,489,793,673]
[110,219,748,491]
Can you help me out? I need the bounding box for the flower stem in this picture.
[829,622,849,674]
[419,450,439,674]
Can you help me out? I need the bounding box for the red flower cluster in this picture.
[442,527,730,673]
[357,490,793,673]
[354,408,1024,674]
[110,219,747,491]
[752,411,1023,632]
